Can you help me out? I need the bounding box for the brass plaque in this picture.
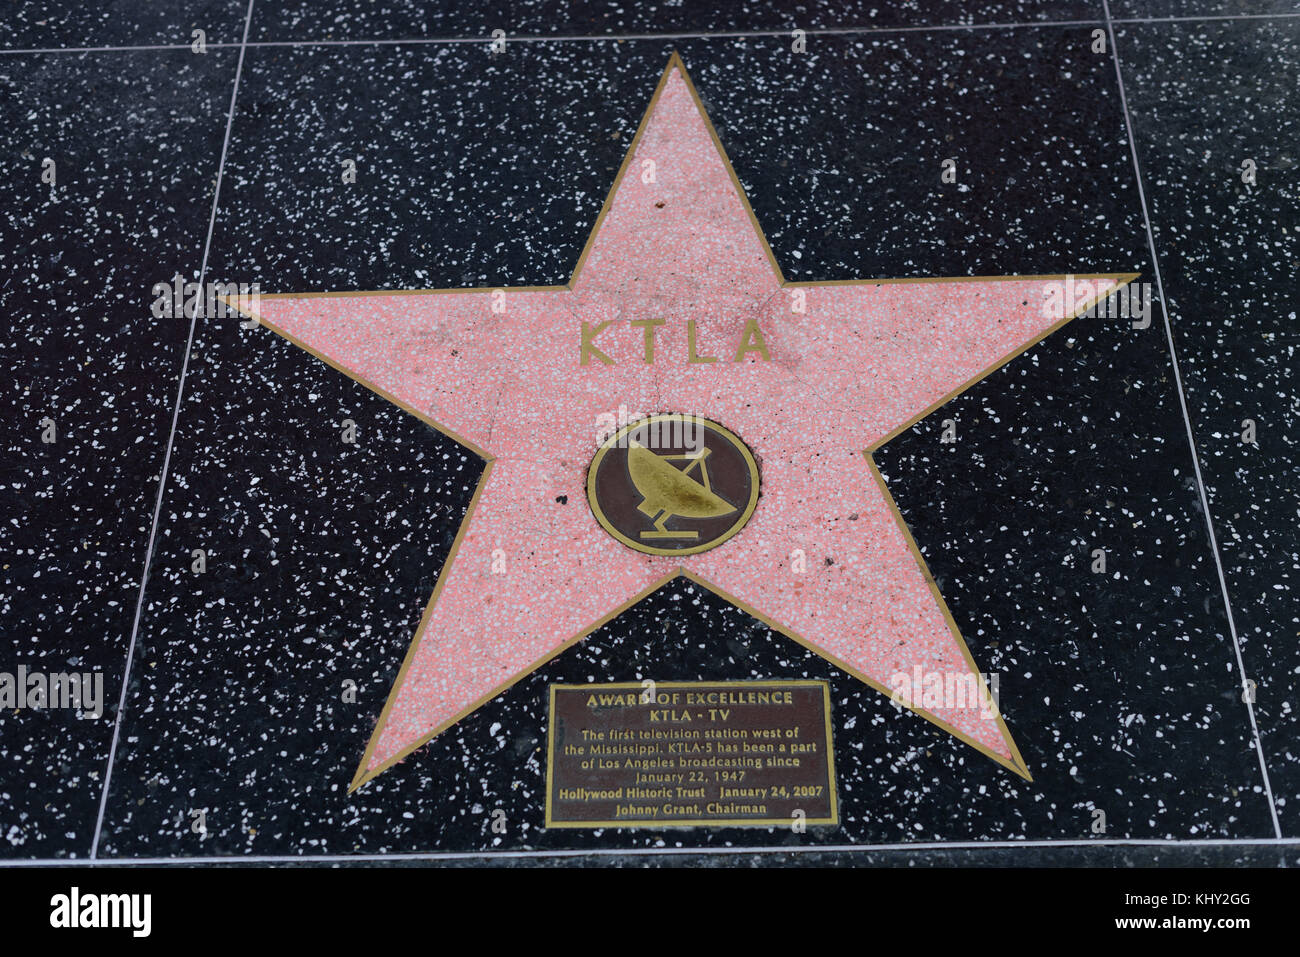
[545,680,838,828]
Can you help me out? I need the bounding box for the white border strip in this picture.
[4,836,1299,867]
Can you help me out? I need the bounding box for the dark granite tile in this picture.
[873,320,1273,841]
[204,28,1151,288]
[95,32,1275,857]
[0,49,237,857]
[1,1,248,51]
[1114,18,1299,832]
[1109,1,1300,21]
[681,29,1147,281]
[94,315,477,856]
[97,569,1270,855]
[205,43,661,291]
[250,0,1104,43]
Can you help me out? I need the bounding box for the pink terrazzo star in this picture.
[239,54,1134,789]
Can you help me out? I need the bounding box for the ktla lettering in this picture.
[580,317,772,366]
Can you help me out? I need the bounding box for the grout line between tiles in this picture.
[87,0,259,861]
[0,11,1297,55]
[1101,0,1283,841]
[5,835,1300,866]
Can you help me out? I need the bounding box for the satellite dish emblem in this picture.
[627,440,736,540]
[588,414,759,556]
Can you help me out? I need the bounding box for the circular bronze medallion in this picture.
[587,414,759,556]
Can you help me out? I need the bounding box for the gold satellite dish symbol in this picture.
[627,440,737,540]
[587,413,760,557]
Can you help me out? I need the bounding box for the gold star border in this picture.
[224,52,1139,792]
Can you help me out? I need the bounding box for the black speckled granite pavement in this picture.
[1,1,1297,866]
